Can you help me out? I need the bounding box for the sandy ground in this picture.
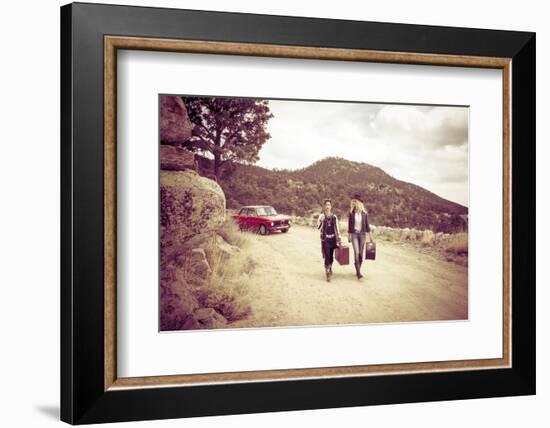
[231,225,468,328]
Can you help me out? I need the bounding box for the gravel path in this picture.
[231,225,468,328]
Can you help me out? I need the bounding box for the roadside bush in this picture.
[444,232,468,255]
[197,286,251,322]
[198,241,253,322]
[216,217,248,248]
[161,218,255,329]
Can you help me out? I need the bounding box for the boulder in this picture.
[160,145,196,171]
[160,170,226,250]
[159,276,199,331]
[160,95,194,146]
[182,233,214,251]
[176,248,211,282]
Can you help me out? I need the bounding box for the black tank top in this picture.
[323,215,336,235]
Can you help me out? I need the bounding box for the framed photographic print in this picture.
[60,2,536,424]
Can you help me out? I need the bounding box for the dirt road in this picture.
[231,225,467,328]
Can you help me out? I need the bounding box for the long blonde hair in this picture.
[350,200,366,213]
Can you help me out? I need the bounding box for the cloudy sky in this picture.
[256,99,469,206]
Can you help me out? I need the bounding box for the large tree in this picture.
[182,97,273,179]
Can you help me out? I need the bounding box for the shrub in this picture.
[197,286,251,322]
[160,218,255,329]
[445,232,468,255]
[216,217,249,248]
[206,242,253,314]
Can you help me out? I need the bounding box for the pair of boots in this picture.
[325,265,333,282]
[354,262,363,279]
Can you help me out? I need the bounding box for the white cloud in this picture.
[257,99,469,206]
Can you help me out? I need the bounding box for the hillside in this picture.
[198,156,468,233]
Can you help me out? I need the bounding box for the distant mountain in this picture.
[198,156,468,233]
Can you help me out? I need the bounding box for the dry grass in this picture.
[195,220,255,322]
[161,218,257,329]
[216,217,248,247]
[444,232,468,255]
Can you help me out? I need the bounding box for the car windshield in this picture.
[256,207,277,216]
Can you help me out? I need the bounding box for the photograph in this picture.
[52,1,536,424]
[159,94,469,331]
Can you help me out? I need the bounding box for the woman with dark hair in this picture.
[318,199,342,282]
[348,193,374,280]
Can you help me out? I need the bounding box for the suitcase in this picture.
[365,241,376,260]
[335,244,350,265]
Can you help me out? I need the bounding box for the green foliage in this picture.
[182,97,273,178]
[199,156,468,234]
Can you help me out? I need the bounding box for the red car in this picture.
[232,205,291,235]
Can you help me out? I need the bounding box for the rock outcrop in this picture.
[159,96,248,331]
[160,169,226,252]
[160,95,194,146]
[160,263,200,331]
[189,248,211,278]
[160,145,196,171]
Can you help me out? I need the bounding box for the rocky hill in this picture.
[199,156,468,233]
[160,96,252,331]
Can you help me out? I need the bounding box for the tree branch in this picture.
[188,136,214,152]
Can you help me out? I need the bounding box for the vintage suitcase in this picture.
[335,244,350,265]
[365,241,376,260]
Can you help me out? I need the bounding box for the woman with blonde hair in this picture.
[348,193,373,279]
